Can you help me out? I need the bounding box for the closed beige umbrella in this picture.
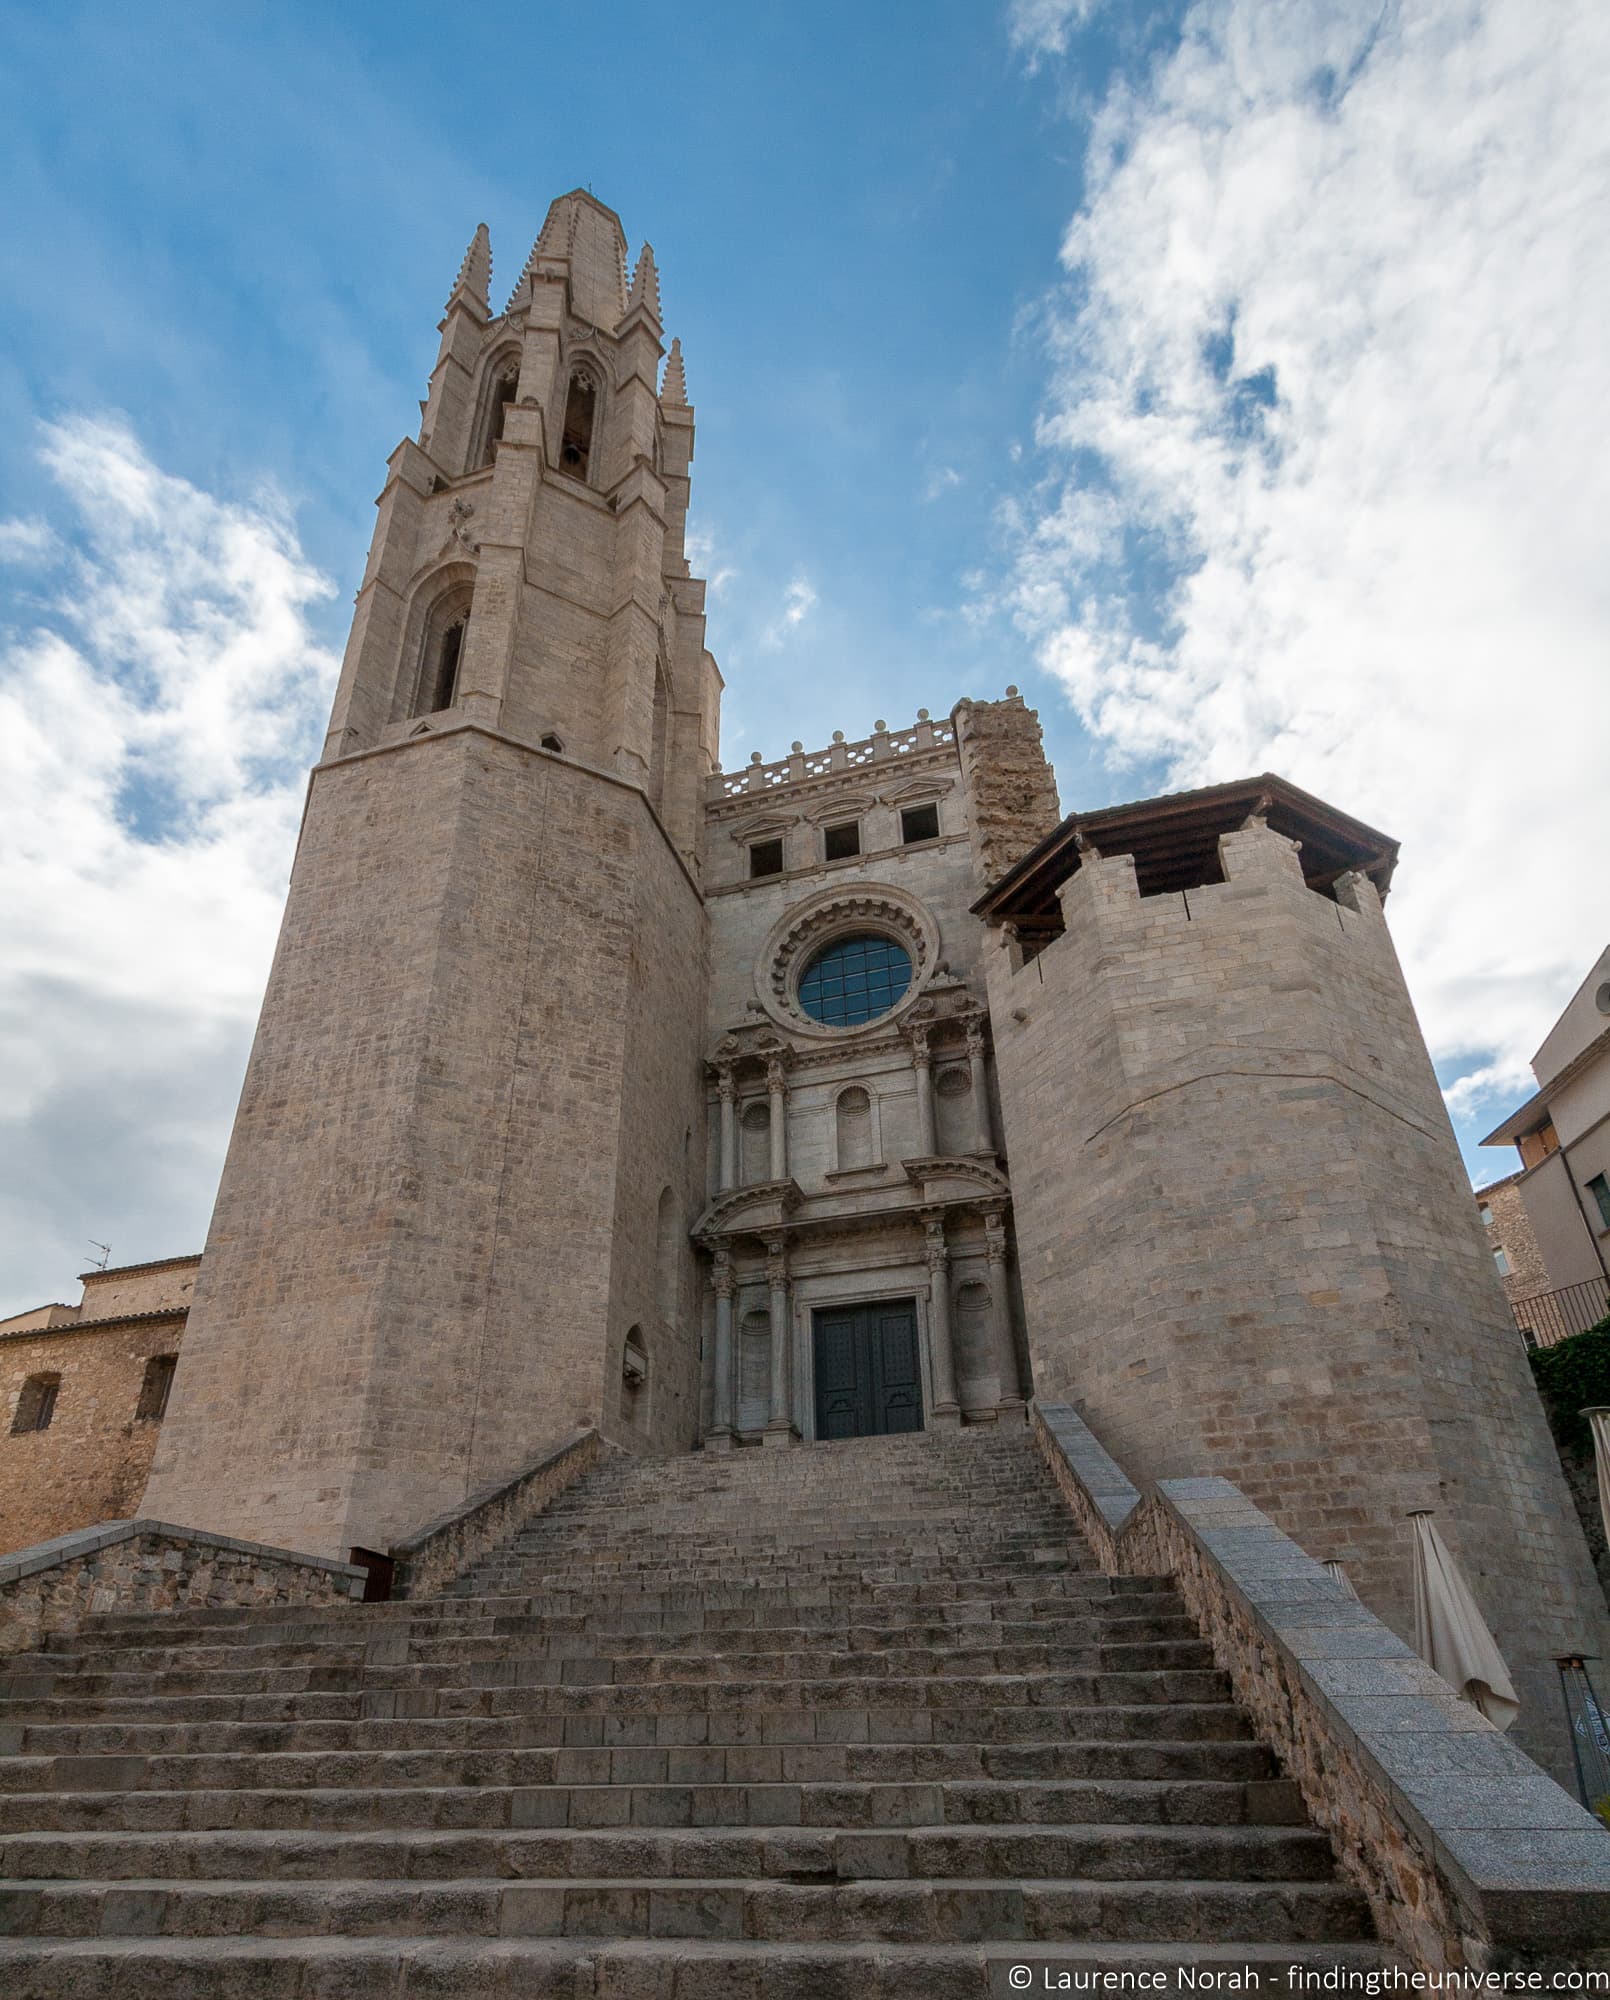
[1409,1511,1519,1731]
[1583,1408,1610,1551]
[1322,1559,1359,1599]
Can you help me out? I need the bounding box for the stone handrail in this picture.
[0,1519,366,1658]
[390,1427,609,1599]
[1031,1399,1610,1973]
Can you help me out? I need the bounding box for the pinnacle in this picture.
[503,236,541,316]
[661,337,689,407]
[446,223,491,316]
[626,242,662,323]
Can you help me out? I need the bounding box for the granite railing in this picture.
[0,1520,366,1658]
[1031,1398,1610,1973]
[390,1426,609,1600]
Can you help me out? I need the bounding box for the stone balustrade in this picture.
[709,714,956,800]
[0,1519,366,1658]
[1031,1398,1610,1974]
[389,1426,609,1599]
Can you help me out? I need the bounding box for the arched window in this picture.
[935,1065,973,1155]
[471,357,520,471]
[953,1281,992,1387]
[560,369,599,481]
[737,1308,770,1433]
[619,1325,649,1426]
[835,1086,874,1171]
[740,1100,771,1185]
[11,1373,59,1434]
[412,584,474,718]
[655,1186,679,1330]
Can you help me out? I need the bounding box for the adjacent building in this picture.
[0,1257,196,1551]
[1479,942,1610,1345]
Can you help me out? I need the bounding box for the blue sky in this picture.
[2,0,1607,1303]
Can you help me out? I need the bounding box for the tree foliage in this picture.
[1529,1316,1610,1454]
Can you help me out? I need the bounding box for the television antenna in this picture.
[87,1240,111,1271]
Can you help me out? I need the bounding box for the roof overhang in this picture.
[971,772,1399,933]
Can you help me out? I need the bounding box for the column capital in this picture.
[904,1020,932,1064]
[982,1206,1009,1263]
[715,1065,736,1101]
[711,1246,735,1297]
[964,1016,989,1059]
[921,1211,949,1271]
[765,1235,790,1288]
[764,1053,789,1093]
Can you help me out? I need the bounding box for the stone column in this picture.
[909,1025,936,1156]
[982,1205,1023,1416]
[707,1248,735,1451]
[766,1055,788,1182]
[966,1019,993,1155]
[764,1236,795,1446]
[717,1067,736,1193]
[923,1212,961,1428]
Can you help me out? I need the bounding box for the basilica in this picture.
[3,191,1607,1917]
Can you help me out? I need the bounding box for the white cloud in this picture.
[762,573,819,649]
[1008,0,1106,64]
[1003,0,1610,1130]
[923,466,965,502]
[0,417,338,1308]
[685,524,736,598]
[0,516,58,564]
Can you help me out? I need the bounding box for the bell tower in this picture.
[142,194,721,1561]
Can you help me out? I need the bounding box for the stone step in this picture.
[0,1933,1406,1999]
[0,1870,1373,1944]
[0,1737,1281,1796]
[2,1639,1216,1701]
[0,1773,1306,1834]
[0,1700,1257,1759]
[0,1666,1233,1725]
[0,1818,1340,1887]
[34,1609,1199,1675]
[76,1572,1161,1638]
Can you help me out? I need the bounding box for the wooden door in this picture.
[813,1300,923,1440]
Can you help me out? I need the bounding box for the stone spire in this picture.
[625,243,662,325]
[661,337,689,407]
[502,202,561,314]
[445,223,491,316]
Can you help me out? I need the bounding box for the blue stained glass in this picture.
[798,933,913,1027]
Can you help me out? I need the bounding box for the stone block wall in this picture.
[1477,1171,1550,1310]
[0,1520,364,1659]
[0,1303,189,1556]
[142,726,707,1561]
[989,818,1610,1780]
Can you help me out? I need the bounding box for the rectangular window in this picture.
[1493,1246,1511,1277]
[136,1354,178,1422]
[824,821,861,862]
[1589,1173,1610,1231]
[1477,1203,1493,1228]
[749,838,784,879]
[900,802,940,845]
[11,1375,59,1434]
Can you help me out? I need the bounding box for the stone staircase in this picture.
[0,1426,1395,1994]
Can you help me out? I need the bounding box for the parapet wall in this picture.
[988,814,1610,1781]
